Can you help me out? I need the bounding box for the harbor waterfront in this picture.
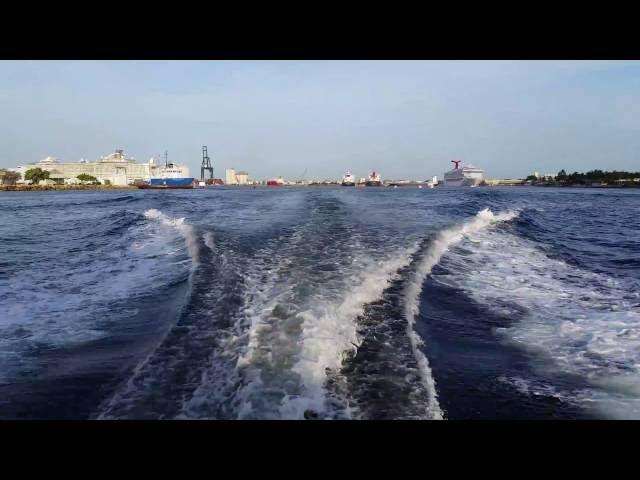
[4,179,640,192]
[5,154,640,189]
[1,186,639,419]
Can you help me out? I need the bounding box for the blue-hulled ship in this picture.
[137,152,194,189]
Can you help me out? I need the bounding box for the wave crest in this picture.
[404,208,520,419]
[144,209,200,266]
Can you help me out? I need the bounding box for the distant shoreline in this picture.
[524,183,640,189]
[2,183,640,192]
[0,184,137,192]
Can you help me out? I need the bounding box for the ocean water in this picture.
[1,187,639,420]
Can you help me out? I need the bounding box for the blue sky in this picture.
[1,60,639,179]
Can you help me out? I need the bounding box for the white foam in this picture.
[404,208,520,419]
[0,209,194,384]
[203,232,215,251]
[144,209,199,266]
[498,376,572,402]
[230,208,520,420]
[225,215,426,420]
[434,215,640,419]
[283,244,420,419]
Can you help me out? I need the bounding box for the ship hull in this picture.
[443,177,481,187]
[365,181,382,186]
[147,177,194,188]
[341,182,356,187]
[138,184,194,189]
[443,164,483,187]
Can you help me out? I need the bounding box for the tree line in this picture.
[554,169,640,185]
[0,168,99,185]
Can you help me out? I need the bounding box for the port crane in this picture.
[201,146,213,181]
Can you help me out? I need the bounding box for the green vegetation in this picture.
[0,169,21,185]
[24,168,50,184]
[77,173,98,183]
[556,169,640,185]
[525,169,640,187]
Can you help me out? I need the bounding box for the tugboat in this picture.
[267,176,285,186]
[341,171,356,186]
[365,171,382,186]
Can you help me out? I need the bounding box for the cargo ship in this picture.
[267,176,285,186]
[341,172,356,186]
[365,171,382,186]
[137,152,194,189]
[443,160,484,187]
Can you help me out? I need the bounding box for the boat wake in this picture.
[96,203,522,420]
[430,209,640,419]
[4,186,638,420]
[341,208,519,419]
[143,209,200,267]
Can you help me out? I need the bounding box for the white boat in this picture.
[443,161,484,186]
[341,172,356,186]
[423,175,438,189]
[365,171,382,186]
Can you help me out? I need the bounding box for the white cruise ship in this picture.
[443,160,484,186]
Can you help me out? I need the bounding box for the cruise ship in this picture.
[341,172,356,186]
[443,160,484,187]
[365,171,382,186]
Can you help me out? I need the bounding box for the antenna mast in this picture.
[165,151,168,168]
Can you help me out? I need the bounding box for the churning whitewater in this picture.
[1,187,639,419]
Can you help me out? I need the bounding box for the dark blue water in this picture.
[1,187,639,419]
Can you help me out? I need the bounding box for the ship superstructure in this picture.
[365,171,382,186]
[142,151,194,189]
[443,160,484,186]
[342,171,356,186]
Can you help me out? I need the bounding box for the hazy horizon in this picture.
[1,60,639,180]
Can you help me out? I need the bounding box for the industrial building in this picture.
[224,168,250,185]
